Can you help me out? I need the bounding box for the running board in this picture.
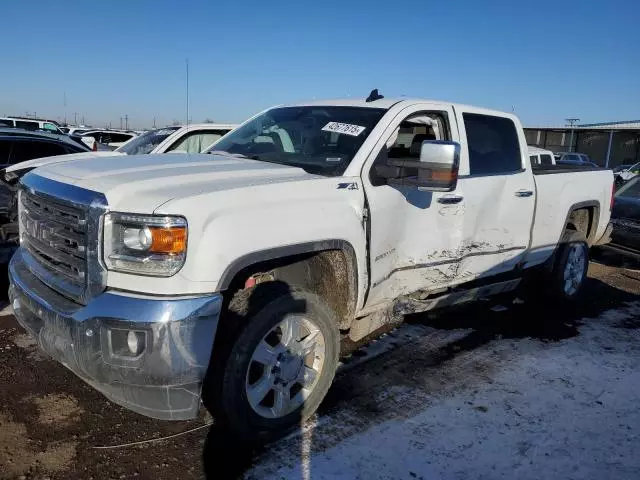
[349,279,521,342]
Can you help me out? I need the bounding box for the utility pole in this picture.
[81,115,85,125]
[120,117,123,129]
[186,58,190,127]
[63,92,67,125]
[565,118,580,153]
[73,112,78,125]
[124,114,129,130]
[153,116,156,129]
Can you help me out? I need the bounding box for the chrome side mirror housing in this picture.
[377,140,461,192]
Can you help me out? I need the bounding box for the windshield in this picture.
[616,177,640,198]
[116,127,180,155]
[210,106,386,176]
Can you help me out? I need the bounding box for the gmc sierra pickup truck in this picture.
[9,95,613,441]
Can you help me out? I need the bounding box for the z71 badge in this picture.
[337,182,359,190]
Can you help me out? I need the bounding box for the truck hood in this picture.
[6,150,122,173]
[32,152,321,212]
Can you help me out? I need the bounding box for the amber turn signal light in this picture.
[149,227,187,254]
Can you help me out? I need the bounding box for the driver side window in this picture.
[370,111,450,186]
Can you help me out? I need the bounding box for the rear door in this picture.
[454,109,535,279]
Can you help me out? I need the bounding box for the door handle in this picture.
[437,195,464,204]
[514,190,534,198]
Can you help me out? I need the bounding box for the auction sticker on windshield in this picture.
[322,122,366,136]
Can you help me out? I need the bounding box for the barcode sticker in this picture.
[322,122,366,136]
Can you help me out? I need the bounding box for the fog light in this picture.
[127,330,142,354]
[108,329,146,358]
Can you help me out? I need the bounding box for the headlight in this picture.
[103,213,187,277]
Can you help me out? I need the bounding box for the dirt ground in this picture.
[0,253,638,480]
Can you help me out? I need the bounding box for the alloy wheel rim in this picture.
[245,315,326,419]
[563,243,586,295]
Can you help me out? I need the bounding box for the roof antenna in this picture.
[366,89,384,102]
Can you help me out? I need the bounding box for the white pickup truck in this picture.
[9,95,613,441]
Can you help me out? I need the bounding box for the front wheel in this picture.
[206,282,340,442]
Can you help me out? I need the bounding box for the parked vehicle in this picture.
[528,146,555,166]
[116,124,238,155]
[554,152,598,167]
[613,161,639,188]
[0,117,63,134]
[0,128,91,263]
[80,130,137,150]
[8,95,613,441]
[0,128,90,168]
[598,176,640,258]
[62,127,92,136]
[3,123,238,179]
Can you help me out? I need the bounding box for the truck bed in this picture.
[525,168,614,268]
[532,164,606,175]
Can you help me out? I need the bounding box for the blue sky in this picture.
[2,0,639,129]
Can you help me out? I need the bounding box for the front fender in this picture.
[158,177,369,309]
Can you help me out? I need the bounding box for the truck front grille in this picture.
[19,189,88,299]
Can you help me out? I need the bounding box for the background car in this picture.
[613,161,640,188]
[554,152,599,167]
[117,123,237,155]
[0,116,63,133]
[80,129,138,150]
[0,128,91,263]
[603,176,640,259]
[528,146,556,166]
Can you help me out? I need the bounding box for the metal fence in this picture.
[524,128,640,167]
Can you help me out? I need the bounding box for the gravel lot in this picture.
[0,255,638,480]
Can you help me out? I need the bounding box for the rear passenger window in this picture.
[540,154,553,165]
[108,133,134,144]
[529,155,538,165]
[9,141,68,164]
[15,121,38,131]
[463,113,522,175]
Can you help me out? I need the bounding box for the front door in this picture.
[362,103,466,309]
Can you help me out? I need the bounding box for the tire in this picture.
[546,230,589,303]
[206,281,340,442]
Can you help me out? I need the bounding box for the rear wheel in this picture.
[206,282,340,442]
[547,230,589,302]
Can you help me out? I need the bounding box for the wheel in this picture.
[206,282,340,442]
[547,230,589,302]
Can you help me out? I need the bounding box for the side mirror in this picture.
[377,140,460,192]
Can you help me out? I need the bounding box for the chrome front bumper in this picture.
[9,249,222,420]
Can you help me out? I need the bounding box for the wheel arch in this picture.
[562,200,600,246]
[217,240,360,330]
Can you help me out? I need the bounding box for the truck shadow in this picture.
[201,275,637,479]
